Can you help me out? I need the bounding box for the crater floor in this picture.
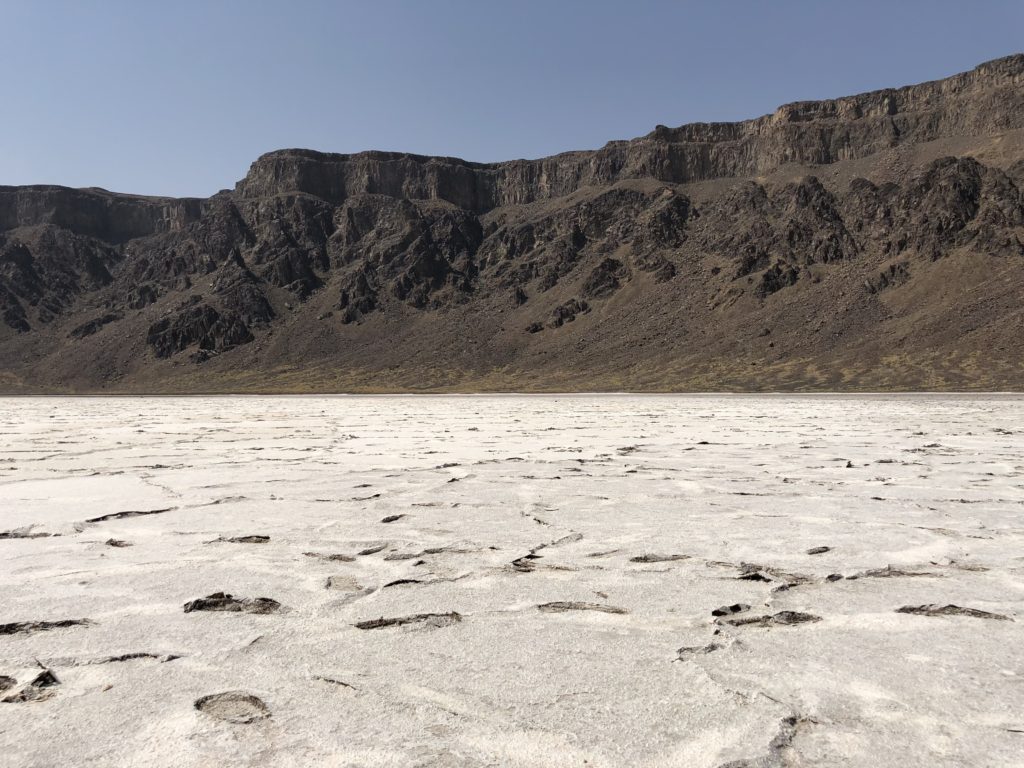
[1,395,1022,766]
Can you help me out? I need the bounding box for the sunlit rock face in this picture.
[2,55,1024,392]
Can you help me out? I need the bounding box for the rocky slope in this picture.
[2,55,1024,392]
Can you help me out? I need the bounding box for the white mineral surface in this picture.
[0,395,1022,767]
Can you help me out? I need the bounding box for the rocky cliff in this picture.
[2,55,1023,392]
[235,55,1024,209]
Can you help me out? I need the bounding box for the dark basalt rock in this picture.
[147,302,253,359]
[702,176,858,297]
[632,252,676,282]
[124,283,159,310]
[756,263,802,298]
[0,227,117,330]
[337,270,378,324]
[890,158,1024,259]
[582,258,630,299]
[69,312,122,339]
[330,195,482,319]
[482,187,690,298]
[549,298,589,328]
[0,292,30,332]
[865,262,910,294]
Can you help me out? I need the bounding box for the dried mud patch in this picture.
[195,691,270,724]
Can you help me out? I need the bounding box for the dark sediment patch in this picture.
[723,611,821,628]
[355,612,462,630]
[382,579,423,588]
[848,566,939,580]
[304,552,356,562]
[86,653,180,665]
[737,563,813,586]
[630,553,690,563]
[313,676,356,690]
[1,669,60,703]
[715,715,812,767]
[549,533,583,546]
[677,642,726,659]
[738,571,772,582]
[0,619,92,636]
[537,601,628,615]
[86,507,175,523]
[216,535,270,544]
[512,552,541,572]
[183,593,282,614]
[711,603,751,617]
[195,691,271,723]
[896,604,1011,621]
[0,527,56,540]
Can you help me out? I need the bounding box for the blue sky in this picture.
[2,0,1021,197]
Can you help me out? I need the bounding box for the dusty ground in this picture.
[0,395,1022,767]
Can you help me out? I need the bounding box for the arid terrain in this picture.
[1,395,1021,766]
[2,55,1024,392]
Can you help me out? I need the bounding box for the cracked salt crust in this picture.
[0,395,1022,766]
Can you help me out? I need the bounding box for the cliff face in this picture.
[234,55,1024,210]
[0,186,205,243]
[2,55,1024,392]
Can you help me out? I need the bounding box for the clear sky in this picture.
[3,0,1022,198]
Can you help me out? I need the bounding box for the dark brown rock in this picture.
[147,302,253,359]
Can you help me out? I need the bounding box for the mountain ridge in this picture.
[1,55,1023,393]
[233,54,1024,208]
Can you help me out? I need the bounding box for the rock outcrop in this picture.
[233,55,1024,209]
